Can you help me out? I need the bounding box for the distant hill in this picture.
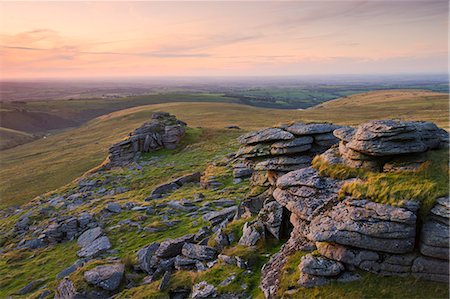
[0,89,448,208]
[0,127,36,150]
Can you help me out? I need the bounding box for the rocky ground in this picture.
[0,113,448,299]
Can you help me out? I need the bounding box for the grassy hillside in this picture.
[0,90,448,208]
[0,127,36,150]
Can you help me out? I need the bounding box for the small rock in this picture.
[84,264,124,291]
[191,281,217,299]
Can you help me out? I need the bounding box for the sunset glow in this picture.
[0,1,448,79]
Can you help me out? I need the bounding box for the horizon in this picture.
[1,72,448,83]
[1,1,448,79]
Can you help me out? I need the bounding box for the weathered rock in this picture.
[181,243,217,261]
[238,220,265,246]
[174,256,197,270]
[297,272,330,288]
[156,234,195,258]
[106,203,121,213]
[203,206,238,226]
[105,112,186,168]
[316,242,416,276]
[57,260,85,279]
[77,236,111,258]
[299,254,344,277]
[274,167,343,221]
[270,137,313,155]
[77,227,103,248]
[18,279,43,295]
[412,256,449,282]
[137,242,160,274]
[158,271,171,291]
[236,144,271,158]
[333,126,356,143]
[254,156,312,172]
[420,220,449,260]
[430,197,450,222]
[308,199,417,254]
[258,200,284,239]
[346,120,427,156]
[286,122,338,136]
[313,132,339,147]
[191,281,217,298]
[233,162,254,178]
[84,264,124,291]
[237,128,294,145]
[55,278,78,299]
[149,172,201,199]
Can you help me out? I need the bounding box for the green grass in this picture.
[0,241,78,298]
[312,148,449,218]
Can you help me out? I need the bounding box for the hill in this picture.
[0,127,36,150]
[0,106,447,298]
[0,89,448,208]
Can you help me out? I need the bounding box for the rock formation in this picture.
[258,119,449,297]
[324,120,448,171]
[104,112,186,168]
[233,122,340,187]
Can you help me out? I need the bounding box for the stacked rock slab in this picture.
[104,112,186,168]
[327,120,449,171]
[415,197,449,282]
[234,123,339,187]
[260,120,449,296]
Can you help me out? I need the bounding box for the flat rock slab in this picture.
[202,206,238,226]
[276,167,330,190]
[84,264,124,291]
[77,227,103,248]
[237,128,294,145]
[77,236,111,258]
[254,156,312,171]
[345,120,442,156]
[308,199,417,254]
[286,123,338,136]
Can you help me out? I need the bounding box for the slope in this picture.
[0,89,448,208]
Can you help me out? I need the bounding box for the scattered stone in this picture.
[84,264,124,291]
[77,236,112,258]
[191,281,217,299]
[156,234,195,258]
[138,242,160,274]
[106,203,122,213]
[57,260,85,279]
[77,227,103,248]
[149,172,201,199]
[203,206,238,226]
[55,278,78,299]
[182,243,218,261]
[159,271,171,291]
[239,221,265,246]
[18,279,43,295]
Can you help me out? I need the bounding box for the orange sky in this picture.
[0,1,448,79]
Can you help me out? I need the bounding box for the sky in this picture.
[0,1,448,79]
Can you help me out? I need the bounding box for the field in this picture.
[0,89,448,208]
